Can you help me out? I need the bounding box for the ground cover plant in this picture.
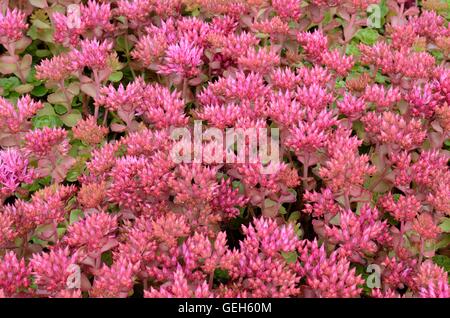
[0,0,449,298]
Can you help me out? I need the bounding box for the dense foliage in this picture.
[0,0,449,298]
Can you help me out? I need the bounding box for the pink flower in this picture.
[78,182,106,209]
[65,211,118,254]
[0,148,35,198]
[321,49,354,76]
[0,95,43,134]
[380,257,416,289]
[415,261,449,298]
[319,129,376,193]
[212,31,259,59]
[132,34,168,68]
[52,1,114,47]
[177,17,211,47]
[379,194,421,222]
[297,30,328,62]
[95,78,145,112]
[295,84,334,111]
[151,213,190,248]
[145,265,211,298]
[359,42,396,74]
[71,39,113,71]
[137,83,188,128]
[210,178,249,219]
[158,39,204,78]
[362,84,401,109]
[412,213,441,240]
[195,103,243,129]
[410,10,448,40]
[107,154,173,214]
[81,0,114,34]
[225,217,301,297]
[324,206,389,261]
[268,90,303,127]
[91,257,139,298]
[272,0,302,21]
[35,54,75,82]
[269,68,300,91]
[121,128,171,157]
[336,93,366,119]
[0,251,30,296]
[298,240,365,298]
[411,150,449,189]
[117,0,154,24]
[73,116,108,145]
[405,83,438,118]
[0,210,16,246]
[303,187,340,218]
[30,247,78,293]
[238,47,280,75]
[362,111,426,150]
[85,142,120,178]
[24,127,69,158]
[169,164,219,207]
[16,185,76,227]
[285,117,331,154]
[390,24,417,49]
[297,66,332,87]
[0,9,28,45]
[252,16,290,38]
[399,51,435,79]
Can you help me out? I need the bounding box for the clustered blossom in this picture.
[0,148,35,201]
[0,95,43,135]
[0,9,28,45]
[0,0,448,300]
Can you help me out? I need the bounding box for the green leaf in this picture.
[346,42,361,57]
[61,110,82,127]
[439,218,450,233]
[57,227,66,237]
[433,255,450,272]
[35,49,51,57]
[108,71,123,82]
[32,115,63,129]
[232,180,244,194]
[288,211,300,223]
[375,72,387,84]
[37,103,56,116]
[264,198,277,208]
[214,268,230,282]
[54,104,68,115]
[66,169,80,182]
[355,28,379,45]
[14,84,34,94]
[31,85,48,97]
[435,234,450,249]
[281,251,298,264]
[101,251,114,266]
[69,209,84,225]
[0,77,21,92]
[279,205,287,215]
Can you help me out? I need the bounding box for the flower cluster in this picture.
[0,0,448,299]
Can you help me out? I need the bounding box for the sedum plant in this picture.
[0,0,448,298]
